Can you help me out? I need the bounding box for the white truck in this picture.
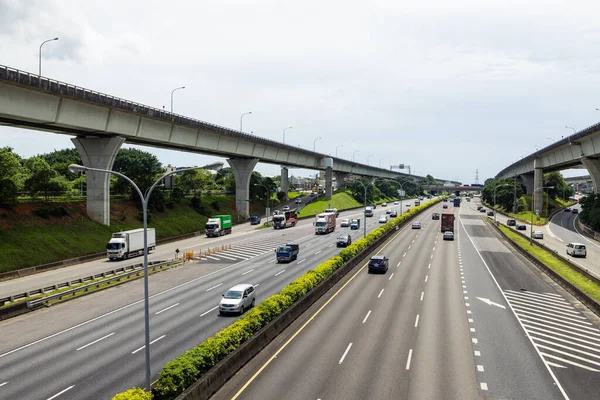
[314,212,336,234]
[106,228,156,261]
[364,206,374,217]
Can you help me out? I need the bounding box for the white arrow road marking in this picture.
[477,297,506,309]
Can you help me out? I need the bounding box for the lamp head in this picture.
[68,164,87,174]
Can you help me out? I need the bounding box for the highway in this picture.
[212,200,600,400]
[471,198,600,278]
[0,198,427,400]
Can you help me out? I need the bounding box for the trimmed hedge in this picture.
[112,197,442,400]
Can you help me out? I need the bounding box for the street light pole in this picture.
[565,126,576,135]
[67,163,203,391]
[170,86,185,113]
[379,158,384,168]
[367,155,373,165]
[352,150,359,162]
[283,126,292,143]
[254,183,270,220]
[39,37,58,76]
[240,111,252,132]
[313,137,322,152]
[336,145,343,157]
[530,186,554,244]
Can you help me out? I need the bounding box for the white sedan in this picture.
[340,219,350,227]
[532,231,544,239]
[378,215,388,223]
[412,222,421,229]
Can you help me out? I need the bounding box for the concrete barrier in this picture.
[576,218,600,241]
[487,219,600,317]
[0,302,29,321]
[172,202,435,400]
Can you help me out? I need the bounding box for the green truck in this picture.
[205,215,233,237]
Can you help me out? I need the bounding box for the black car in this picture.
[506,219,516,226]
[432,213,440,220]
[487,211,494,216]
[368,255,389,273]
[479,208,486,213]
[477,206,483,211]
[516,223,527,230]
[336,234,352,247]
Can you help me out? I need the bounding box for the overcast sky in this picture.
[1,0,599,183]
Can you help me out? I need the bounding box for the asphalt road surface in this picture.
[212,200,600,400]
[0,198,429,400]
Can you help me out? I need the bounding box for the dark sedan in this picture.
[368,255,389,273]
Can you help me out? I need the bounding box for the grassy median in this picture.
[499,224,600,303]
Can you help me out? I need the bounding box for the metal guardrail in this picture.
[0,260,174,307]
[24,260,181,309]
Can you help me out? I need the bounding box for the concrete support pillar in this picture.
[581,158,600,194]
[227,157,259,220]
[520,173,534,194]
[71,136,125,226]
[280,166,289,200]
[334,172,349,190]
[325,167,333,200]
[533,168,544,216]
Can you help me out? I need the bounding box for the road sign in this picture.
[397,190,405,197]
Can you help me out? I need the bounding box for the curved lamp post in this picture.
[530,185,554,244]
[39,37,58,76]
[283,126,292,143]
[336,145,343,157]
[68,163,203,391]
[240,111,252,132]
[170,86,185,113]
[352,150,359,162]
[313,137,322,152]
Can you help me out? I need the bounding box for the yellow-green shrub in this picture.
[112,388,153,400]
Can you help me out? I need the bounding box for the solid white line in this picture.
[414,314,420,328]
[512,308,594,328]
[505,291,575,308]
[339,343,353,364]
[511,303,588,322]
[389,273,394,280]
[206,283,223,292]
[155,303,180,315]
[76,332,115,351]
[532,337,600,360]
[522,319,600,341]
[480,382,488,391]
[47,386,74,400]
[132,335,166,354]
[541,353,600,372]
[573,215,600,249]
[217,254,245,260]
[525,324,600,347]
[297,259,306,264]
[274,270,286,277]
[406,349,413,370]
[425,275,428,283]
[420,291,424,301]
[477,365,484,372]
[242,269,255,275]
[199,306,218,317]
[0,248,260,360]
[0,382,6,388]
[378,289,384,298]
[363,310,371,324]
[459,217,571,400]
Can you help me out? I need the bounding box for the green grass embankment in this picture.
[0,195,267,273]
[498,224,600,303]
[488,194,575,225]
[297,191,399,219]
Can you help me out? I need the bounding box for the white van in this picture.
[566,243,587,258]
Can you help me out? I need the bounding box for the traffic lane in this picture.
[458,213,567,400]
[409,228,481,400]
[488,206,600,278]
[461,215,600,400]
[213,205,443,400]
[0,205,414,398]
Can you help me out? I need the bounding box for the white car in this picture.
[567,243,587,258]
[282,205,290,211]
[443,231,454,241]
[382,203,387,207]
[394,201,399,205]
[412,222,421,229]
[340,219,350,227]
[378,215,388,223]
[219,284,256,315]
[532,231,544,239]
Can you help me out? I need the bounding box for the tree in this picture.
[24,157,72,200]
[111,149,163,196]
[580,194,600,231]
[177,169,212,196]
[543,172,571,200]
[0,147,25,205]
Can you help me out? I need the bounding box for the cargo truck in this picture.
[274,243,300,262]
[205,215,233,237]
[325,208,339,217]
[441,211,455,232]
[350,218,360,230]
[106,228,156,261]
[454,198,461,207]
[273,209,298,229]
[315,212,336,234]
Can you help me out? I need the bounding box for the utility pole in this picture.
[513,172,517,213]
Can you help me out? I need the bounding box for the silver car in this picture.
[532,231,544,239]
[219,284,256,315]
